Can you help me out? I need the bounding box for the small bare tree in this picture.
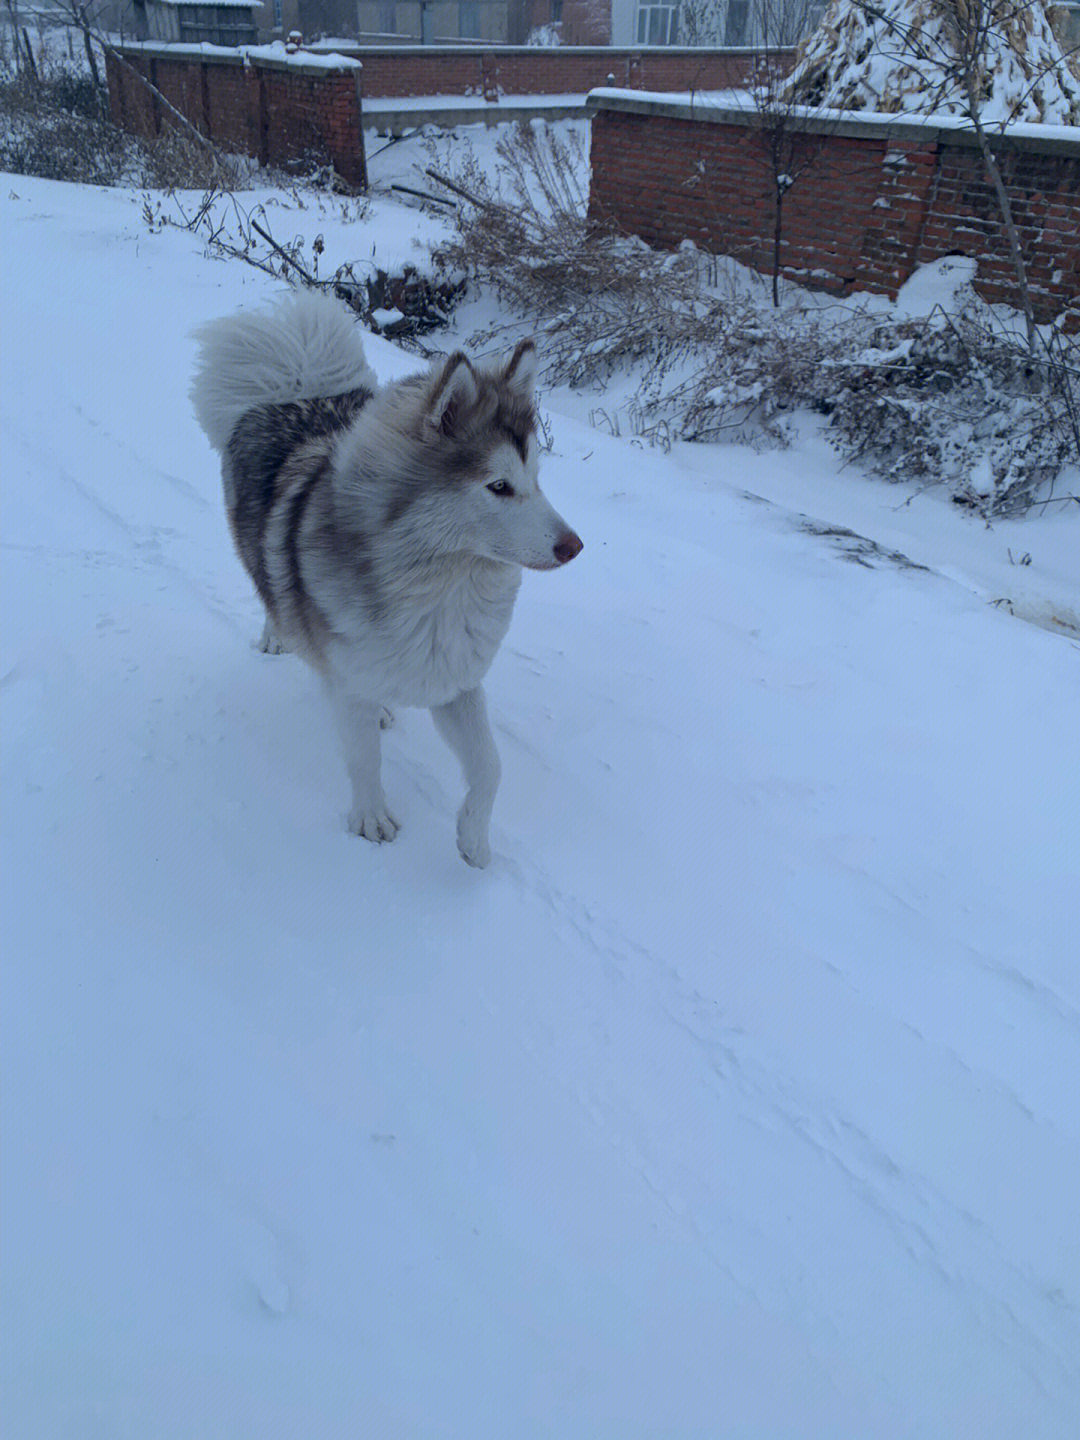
[742,0,836,305]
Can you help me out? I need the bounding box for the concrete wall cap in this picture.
[586,90,1080,157]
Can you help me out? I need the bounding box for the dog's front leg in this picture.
[329,689,399,844]
[431,686,501,868]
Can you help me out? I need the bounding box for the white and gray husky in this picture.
[191,289,581,867]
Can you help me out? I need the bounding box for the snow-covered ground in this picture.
[3,169,1079,1439]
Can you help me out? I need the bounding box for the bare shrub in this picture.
[430,121,750,386]
[631,304,1080,514]
[0,60,126,183]
[0,59,238,188]
[140,125,240,191]
[148,187,463,340]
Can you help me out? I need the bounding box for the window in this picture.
[724,0,748,44]
[459,1,481,38]
[636,3,678,45]
[175,5,257,46]
[1055,3,1080,47]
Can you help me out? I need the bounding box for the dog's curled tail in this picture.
[190,288,378,452]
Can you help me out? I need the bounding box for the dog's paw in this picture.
[347,805,399,844]
[456,806,491,869]
[257,620,289,655]
[378,707,395,731]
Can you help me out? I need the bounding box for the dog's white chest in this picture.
[338,560,521,706]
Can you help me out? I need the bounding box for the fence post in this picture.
[199,61,212,141]
[352,66,368,191]
[245,59,267,167]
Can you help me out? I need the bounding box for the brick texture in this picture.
[108,44,782,196]
[588,105,1080,329]
[107,44,775,192]
[334,46,763,99]
[106,49,367,186]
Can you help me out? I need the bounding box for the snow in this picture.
[893,252,979,317]
[3,170,1080,1439]
[370,304,405,328]
[366,91,588,112]
[118,39,363,69]
[242,41,363,70]
[158,180,454,282]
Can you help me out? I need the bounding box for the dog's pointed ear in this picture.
[503,339,537,400]
[427,353,478,437]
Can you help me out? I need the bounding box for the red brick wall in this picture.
[916,144,1080,322]
[588,101,1080,328]
[202,63,259,155]
[320,44,773,98]
[106,49,367,186]
[108,45,778,188]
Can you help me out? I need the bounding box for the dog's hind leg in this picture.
[431,686,501,869]
[258,616,290,655]
[329,687,399,844]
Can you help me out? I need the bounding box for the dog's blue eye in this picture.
[487,480,514,497]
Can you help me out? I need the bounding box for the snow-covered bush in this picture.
[785,0,1080,123]
[811,310,1079,514]
[0,60,123,184]
[625,296,1078,516]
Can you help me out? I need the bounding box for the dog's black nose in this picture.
[553,532,583,565]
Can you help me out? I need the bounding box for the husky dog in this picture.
[191,290,581,867]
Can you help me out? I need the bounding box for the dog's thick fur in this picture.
[191,290,581,866]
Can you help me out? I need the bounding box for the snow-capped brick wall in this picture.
[587,92,1080,329]
[108,42,777,119]
[310,45,775,99]
[106,44,367,187]
[107,43,783,188]
[107,43,786,191]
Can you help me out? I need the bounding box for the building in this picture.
[344,1,573,44]
[1051,1,1080,46]
[321,0,818,47]
[132,0,261,44]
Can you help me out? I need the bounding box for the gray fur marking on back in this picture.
[225,388,370,614]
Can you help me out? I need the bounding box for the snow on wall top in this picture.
[242,41,363,69]
[117,39,363,70]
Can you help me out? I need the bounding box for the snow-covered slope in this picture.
[3,175,1079,1439]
